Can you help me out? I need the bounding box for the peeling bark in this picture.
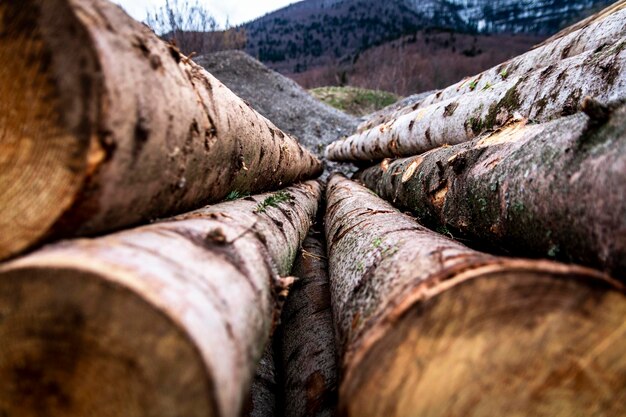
[356,103,626,280]
[243,343,277,417]
[0,181,322,417]
[0,0,322,261]
[325,174,626,417]
[279,230,338,417]
[356,3,626,134]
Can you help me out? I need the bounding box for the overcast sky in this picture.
[115,0,296,26]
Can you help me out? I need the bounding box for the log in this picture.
[325,174,626,417]
[0,0,322,261]
[0,180,322,417]
[242,343,277,417]
[279,230,338,417]
[355,2,626,134]
[356,101,626,280]
[328,43,624,162]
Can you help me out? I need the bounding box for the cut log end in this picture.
[0,266,217,417]
[0,1,90,259]
[341,265,626,417]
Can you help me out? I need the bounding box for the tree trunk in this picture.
[242,343,277,417]
[0,0,322,261]
[355,2,626,134]
[327,8,626,162]
[356,102,626,280]
[0,181,322,417]
[279,230,338,417]
[325,174,626,417]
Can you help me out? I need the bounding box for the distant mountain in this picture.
[243,0,425,71]
[242,0,615,74]
[405,0,616,34]
[289,30,545,95]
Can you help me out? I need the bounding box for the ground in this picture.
[309,86,400,117]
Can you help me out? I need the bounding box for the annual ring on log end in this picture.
[0,267,217,417]
[341,265,626,417]
[0,1,88,260]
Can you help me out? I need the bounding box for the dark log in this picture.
[279,230,338,417]
[243,343,277,417]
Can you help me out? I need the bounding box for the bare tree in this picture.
[145,0,246,55]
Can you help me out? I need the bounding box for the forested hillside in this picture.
[242,0,615,93]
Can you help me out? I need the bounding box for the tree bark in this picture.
[325,174,626,417]
[355,3,626,134]
[279,230,338,417]
[0,180,322,417]
[0,0,322,261]
[356,102,626,280]
[327,8,626,162]
[242,343,277,417]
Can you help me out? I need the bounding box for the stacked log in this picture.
[327,3,626,162]
[279,230,338,417]
[356,101,626,279]
[0,0,321,261]
[325,174,626,417]
[0,181,322,417]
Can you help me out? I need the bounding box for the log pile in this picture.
[0,1,323,416]
[1,0,625,416]
[325,174,626,417]
[319,2,626,414]
[0,181,322,417]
